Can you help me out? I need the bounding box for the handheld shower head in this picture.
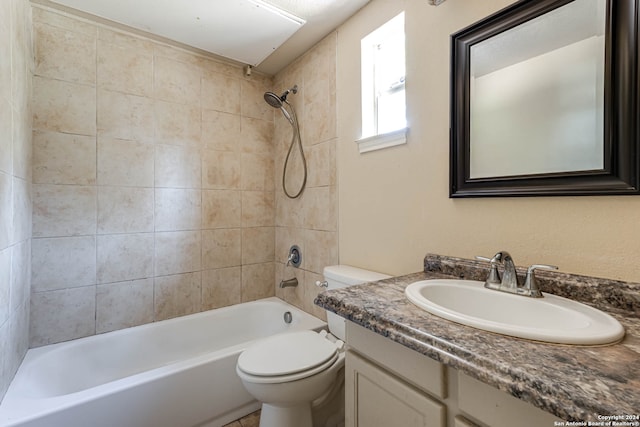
[264,92,283,109]
[264,85,298,125]
[263,85,298,109]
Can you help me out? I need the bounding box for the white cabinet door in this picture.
[346,351,445,427]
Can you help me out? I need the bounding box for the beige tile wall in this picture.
[273,35,338,320]
[0,0,33,401]
[29,5,278,347]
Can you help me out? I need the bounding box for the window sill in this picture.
[356,128,408,153]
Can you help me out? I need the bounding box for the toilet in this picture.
[236,265,390,427]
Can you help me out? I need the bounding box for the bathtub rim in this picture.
[0,297,326,426]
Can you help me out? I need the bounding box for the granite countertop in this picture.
[314,255,640,422]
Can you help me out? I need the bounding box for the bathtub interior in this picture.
[0,297,326,427]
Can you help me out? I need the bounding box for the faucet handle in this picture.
[522,264,558,298]
[475,256,501,287]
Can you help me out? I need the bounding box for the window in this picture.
[359,12,407,153]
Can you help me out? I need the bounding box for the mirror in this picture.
[450,0,640,197]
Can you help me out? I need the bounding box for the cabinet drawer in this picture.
[346,322,446,399]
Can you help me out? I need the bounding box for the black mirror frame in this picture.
[450,0,640,198]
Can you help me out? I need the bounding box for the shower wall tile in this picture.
[307,140,336,187]
[155,188,202,232]
[241,153,274,191]
[97,39,153,97]
[12,109,32,182]
[97,26,154,55]
[7,301,29,387]
[242,227,275,265]
[31,5,279,345]
[97,89,155,142]
[273,32,338,316]
[275,191,305,229]
[32,236,96,292]
[97,138,154,187]
[241,262,275,303]
[304,98,336,147]
[32,131,96,185]
[11,176,31,244]
[32,76,96,136]
[3,0,32,401]
[96,278,154,333]
[0,317,8,397]
[34,22,96,85]
[304,230,338,277]
[154,101,201,147]
[154,272,201,321]
[241,79,273,122]
[202,70,241,114]
[0,99,12,175]
[202,267,241,310]
[153,56,201,106]
[153,44,202,67]
[9,240,30,312]
[0,17,11,105]
[202,190,241,229]
[155,230,202,276]
[30,286,96,347]
[97,233,154,284]
[302,271,327,320]
[202,109,240,152]
[199,57,240,79]
[241,191,275,227]
[0,247,10,325]
[32,184,96,238]
[155,144,201,189]
[202,228,241,269]
[305,186,338,232]
[240,117,274,154]
[202,149,241,190]
[97,186,154,234]
[32,7,94,36]
[0,173,12,250]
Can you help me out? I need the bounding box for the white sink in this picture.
[405,279,625,345]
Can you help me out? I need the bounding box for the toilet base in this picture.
[259,402,312,427]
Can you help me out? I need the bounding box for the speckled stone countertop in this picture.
[315,254,640,422]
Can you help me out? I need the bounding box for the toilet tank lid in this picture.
[323,265,391,285]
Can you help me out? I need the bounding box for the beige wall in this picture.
[0,0,33,400]
[337,0,640,283]
[273,35,338,320]
[29,5,278,347]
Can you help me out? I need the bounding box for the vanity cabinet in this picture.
[345,322,562,427]
[346,351,445,426]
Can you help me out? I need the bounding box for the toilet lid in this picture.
[237,331,338,377]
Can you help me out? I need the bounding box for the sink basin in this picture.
[405,279,625,345]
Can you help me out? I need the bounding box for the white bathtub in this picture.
[0,297,326,427]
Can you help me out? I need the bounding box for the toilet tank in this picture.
[323,265,391,341]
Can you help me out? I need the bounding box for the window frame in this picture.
[357,12,408,154]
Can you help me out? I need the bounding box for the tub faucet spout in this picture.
[279,278,298,288]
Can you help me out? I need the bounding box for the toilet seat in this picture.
[237,331,342,384]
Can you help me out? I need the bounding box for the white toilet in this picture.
[236,265,390,427]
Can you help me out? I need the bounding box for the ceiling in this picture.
[43,0,371,75]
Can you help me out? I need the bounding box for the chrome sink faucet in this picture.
[476,251,558,298]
